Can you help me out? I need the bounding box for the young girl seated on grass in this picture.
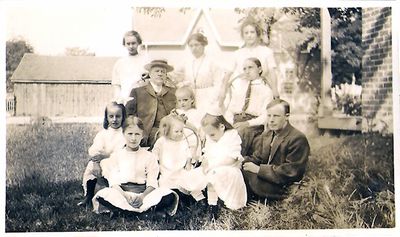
[198,108,247,218]
[78,102,126,207]
[152,114,206,204]
[92,116,179,218]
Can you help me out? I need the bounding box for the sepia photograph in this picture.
[1,0,398,236]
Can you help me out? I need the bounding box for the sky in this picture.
[4,1,133,56]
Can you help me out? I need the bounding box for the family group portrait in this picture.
[3,1,397,236]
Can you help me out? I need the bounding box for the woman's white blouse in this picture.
[112,54,148,99]
[231,45,277,77]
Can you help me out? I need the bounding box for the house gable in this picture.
[133,8,243,47]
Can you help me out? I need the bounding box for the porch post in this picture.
[320,8,333,116]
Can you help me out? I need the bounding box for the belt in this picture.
[120,182,146,193]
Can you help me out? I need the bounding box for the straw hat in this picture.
[144,59,174,72]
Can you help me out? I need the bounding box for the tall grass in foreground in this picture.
[5,123,395,231]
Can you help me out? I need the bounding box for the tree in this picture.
[239,7,362,90]
[6,38,34,92]
[238,8,321,93]
[330,8,362,86]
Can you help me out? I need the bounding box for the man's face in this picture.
[266,103,288,132]
[149,66,167,86]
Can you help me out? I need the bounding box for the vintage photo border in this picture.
[0,0,399,236]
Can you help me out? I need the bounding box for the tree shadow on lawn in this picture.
[5,133,395,231]
[5,172,215,232]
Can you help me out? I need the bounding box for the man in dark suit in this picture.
[126,59,176,147]
[242,99,310,200]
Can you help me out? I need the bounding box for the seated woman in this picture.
[92,116,179,218]
[224,57,274,156]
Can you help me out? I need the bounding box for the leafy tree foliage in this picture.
[240,7,362,91]
[237,8,321,93]
[6,38,34,92]
[330,8,362,86]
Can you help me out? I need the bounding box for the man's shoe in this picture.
[77,196,92,208]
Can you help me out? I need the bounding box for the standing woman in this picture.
[112,30,149,104]
[175,33,223,117]
[220,18,279,105]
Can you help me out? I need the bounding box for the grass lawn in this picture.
[5,123,395,231]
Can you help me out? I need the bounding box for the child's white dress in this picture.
[82,127,125,195]
[183,129,247,210]
[175,108,203,130]
[152,137,192,190]
[175,108,204,157]
[92,147,179,215]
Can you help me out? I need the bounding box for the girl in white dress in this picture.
[112,30,149,104]
[152,114,206,203]
[92,116,179,218]
[219,18,279,107]
[174,86,203,130]
[197,111,247,218]
[78,102,126,207]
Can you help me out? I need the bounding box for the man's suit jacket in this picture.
[243,123,310,199]
[126,83,176,140]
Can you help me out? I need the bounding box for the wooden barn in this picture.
[10,54,117,117]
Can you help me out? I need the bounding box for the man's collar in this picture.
[149,81,163,94]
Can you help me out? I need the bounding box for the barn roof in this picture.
[133,8,243,47]
[11,54,118,83]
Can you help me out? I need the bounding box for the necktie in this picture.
[268,132,276,164]
[241,82,252,114]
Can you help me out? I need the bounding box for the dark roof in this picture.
[11,54,118,83]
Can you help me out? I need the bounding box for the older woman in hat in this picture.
[126,59,176,148]
[173,32,224,117]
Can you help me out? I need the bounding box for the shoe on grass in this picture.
[208,205,219,220]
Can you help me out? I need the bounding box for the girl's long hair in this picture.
[103,102,126,129]
[201,113,233,131]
